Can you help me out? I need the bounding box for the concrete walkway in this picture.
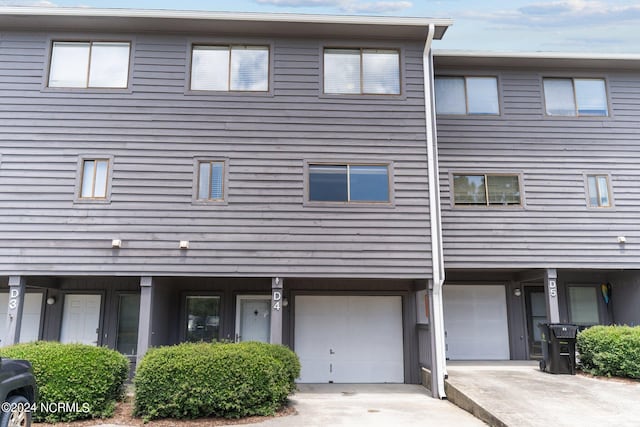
[445,361,640,427]
[244,384,486,427]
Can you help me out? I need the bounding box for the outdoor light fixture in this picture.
[46,297,56,305]
[513,288,522,297]
[274,277,281,286]
[618,236,627,244]
[179,240,189,249]
[111,239,122,248]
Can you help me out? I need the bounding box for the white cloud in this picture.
[0,0,56,5]
[255,0,412,13]
[462,0,640,28]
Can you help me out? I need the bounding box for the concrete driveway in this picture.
[246,384,486,427]
[445,361,640,427]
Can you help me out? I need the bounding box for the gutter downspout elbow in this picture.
[423,23,447,399]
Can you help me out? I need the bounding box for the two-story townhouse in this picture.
[433,51,640,365]
[0,7,452,388]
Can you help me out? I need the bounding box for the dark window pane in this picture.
[350,165,389,202]
[186,296,220,342]
[309,165,348,201]
[487,175,521,205]
[116,294,140,355]
[453,175,486,205]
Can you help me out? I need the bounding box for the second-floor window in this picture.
[586,174,612,208]
[80,158,110,199]
[453,174,521,206]
[308,163,391,203]
[323,48,400,95]
[190,45,269,92]
[543,78,608,116]
[197,160,226,201]
[435,76,500,115]
[48,41,130,88]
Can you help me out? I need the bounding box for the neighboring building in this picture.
[433,51,640,364]
[1,7,640,400]
[0,7,451,389]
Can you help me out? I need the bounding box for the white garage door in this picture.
[443,285,510,360]
[295,295,404,383]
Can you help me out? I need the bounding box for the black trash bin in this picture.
[538,323,579,374]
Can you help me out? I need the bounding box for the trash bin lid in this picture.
[549,323,578,338]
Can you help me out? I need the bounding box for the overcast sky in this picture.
[2,0,640,53]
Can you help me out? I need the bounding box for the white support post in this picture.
[136,276,154,365]
[3,276,26,347]
[270,277,283,345]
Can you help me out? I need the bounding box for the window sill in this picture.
[42,87,133,95]
[304,200,395,209]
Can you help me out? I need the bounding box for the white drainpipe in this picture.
[423,23,447,399]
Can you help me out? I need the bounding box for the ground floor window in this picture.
[568,286,600,325]
[186,296,220,342]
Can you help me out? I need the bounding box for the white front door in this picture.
[295,295,404,383]
[60,294,101,345]
[443,285,510,360]
[0,293,43,343]
[235,296,271,343]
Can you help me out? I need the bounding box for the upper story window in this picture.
[453,174,521,206]
[48,41,130,88]
[543,78,608,116]
[190,45,269,92]
[197,160,226,201]
[80,158,110,199]
[586,174,612,208]
[323,48,400,95]
[308,163,391,203]
[435,76,499,115]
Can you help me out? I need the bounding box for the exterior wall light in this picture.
[179,240,189,249]
[111,239,122,248]
[46,297,56,305]
[513,288,522,297]
[618,236,627,244]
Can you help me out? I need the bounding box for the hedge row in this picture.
[577,325,640,379]
[0,342,129,422]
[134,341,300,421]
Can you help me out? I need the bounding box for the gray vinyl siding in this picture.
[0,32,431,278]
[437,65,640,269]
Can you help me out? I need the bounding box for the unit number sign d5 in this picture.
[272,290,282,311]
[548,279,557,298]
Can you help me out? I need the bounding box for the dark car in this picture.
[0,358,37,427]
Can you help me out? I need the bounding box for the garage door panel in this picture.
[295,295,404,383]
[444,285,510,360]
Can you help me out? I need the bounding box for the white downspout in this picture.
[423,23,447,399]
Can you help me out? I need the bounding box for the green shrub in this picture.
[234,342,301,393]
[577,325,640,379]
[0,341,129,422]
[134,341,299,421]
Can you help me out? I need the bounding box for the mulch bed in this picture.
[35,397,297,427]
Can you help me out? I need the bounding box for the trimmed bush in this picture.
[235,342,301,393]
[134,341,299,421]
[577,325,640,379]
[0,341,129,422]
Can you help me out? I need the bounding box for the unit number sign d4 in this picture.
[272,290,282,311]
